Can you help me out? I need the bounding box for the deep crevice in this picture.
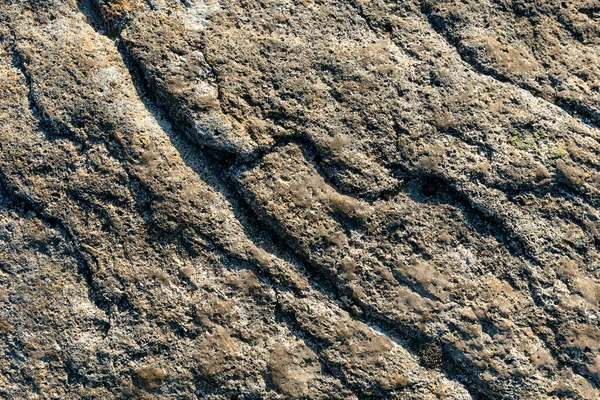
[74,1,600,396]
[272,296,362,397]
[75,1,487,395]
[0,172,112,315]
[419,1,600,130]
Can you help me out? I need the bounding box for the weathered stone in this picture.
[0,0,599,398]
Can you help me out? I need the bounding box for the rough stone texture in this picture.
[0,0,599,399]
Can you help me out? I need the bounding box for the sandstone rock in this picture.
[0,0,599,398]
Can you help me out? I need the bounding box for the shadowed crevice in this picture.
[74,1,493,397]
[419,1,600,130]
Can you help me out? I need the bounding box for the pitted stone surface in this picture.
[0,1,599,399]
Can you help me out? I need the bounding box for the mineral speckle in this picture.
[1,0,599,398]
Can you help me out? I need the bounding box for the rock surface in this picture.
[0,0,599,398]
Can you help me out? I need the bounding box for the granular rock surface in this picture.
[0,0,599,399]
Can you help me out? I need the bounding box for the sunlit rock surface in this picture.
[1,1,599,398]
